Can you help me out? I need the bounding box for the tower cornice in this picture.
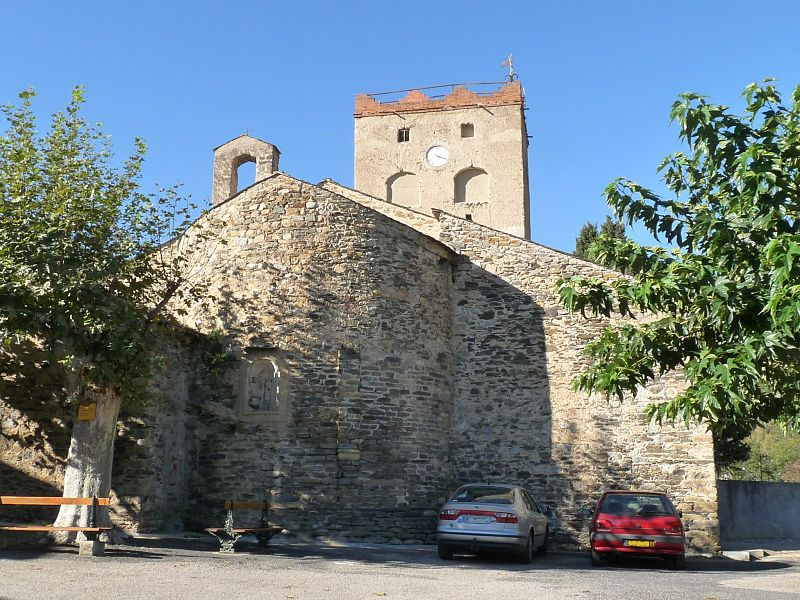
[355,81,524,118]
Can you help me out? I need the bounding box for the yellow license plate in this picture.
[624,539,655,548]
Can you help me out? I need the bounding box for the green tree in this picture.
[713,422,752,478]
[574,216,626,263]
[556,80,800,436]
[726,423,800,481]
[575,222,599,260]
[0,88,209,536]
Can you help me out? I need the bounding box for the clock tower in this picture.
[353,80,530,239]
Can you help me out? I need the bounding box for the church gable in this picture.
[161,171,458,539]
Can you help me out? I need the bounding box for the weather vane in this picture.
[501,54,518,81]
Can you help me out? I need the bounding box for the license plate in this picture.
[463,516,494,524]
[624,539,655,548]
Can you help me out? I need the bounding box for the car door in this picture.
[522,490,548,547]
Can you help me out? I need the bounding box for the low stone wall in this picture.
[718,480,800,544]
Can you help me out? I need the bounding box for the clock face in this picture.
[426,145,450,167]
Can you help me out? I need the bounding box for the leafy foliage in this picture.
[557,80,800,434]
[724,423,800,481]
[574,222,599,260]
[574,216,627,262]
[0,88,206,399]
[713,422,752,477]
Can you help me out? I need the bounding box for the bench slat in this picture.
[205,527,283,534]
[0,496,111,506]
[223,501,268,510]
[0,525,111,532]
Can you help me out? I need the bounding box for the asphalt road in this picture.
[1,539,799,600]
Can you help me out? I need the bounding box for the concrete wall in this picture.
[718,480,800,543]
[354,83,530,239]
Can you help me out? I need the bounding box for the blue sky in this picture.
[2,0,799,252]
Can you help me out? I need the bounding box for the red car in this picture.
[588,490,686,570]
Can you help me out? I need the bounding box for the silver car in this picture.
[436,483,549,562]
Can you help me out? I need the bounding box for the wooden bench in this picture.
[204,500,283,553]
[0,496,112,555]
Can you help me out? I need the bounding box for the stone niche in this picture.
[236,348,289,426]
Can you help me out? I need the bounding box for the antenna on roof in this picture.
[501,54,518,81]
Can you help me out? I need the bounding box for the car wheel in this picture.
[591,549,605,567]
[519,531,535,564]
[669,554,686,570]
[535,527,548,556]
[437,543,454,560]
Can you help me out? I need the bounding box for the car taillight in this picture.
[494,512,518,523]
[438,509,458,521]
[664,519,683,535]
[594,519,612,532]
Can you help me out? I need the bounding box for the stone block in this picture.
[78,540,105,557]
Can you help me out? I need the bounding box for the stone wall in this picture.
[323,181,718,551]
[434,213,718,552]
[0,174,720,553]
[0,341,68,528]
[165,173,457,541]
[0,334,206,532]
[354,82,530,239]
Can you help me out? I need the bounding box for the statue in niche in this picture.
[246,359,280,413]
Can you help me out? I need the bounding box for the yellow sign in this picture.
[77,403,97,421]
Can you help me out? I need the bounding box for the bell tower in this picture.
[353,80,530,239]
[212,134,280,206]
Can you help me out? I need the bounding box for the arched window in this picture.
[386,172,419,205]
[245,357,281,413]
[238,349,289,424]
[232,154,256,194]
[454,168,488,203]
[235,161,256,193]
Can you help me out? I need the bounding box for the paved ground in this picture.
[1,538,799,600]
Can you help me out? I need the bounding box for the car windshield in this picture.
[600,494,673,516]
[450,486,514,505]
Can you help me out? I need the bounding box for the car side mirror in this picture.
[678,510,683,518]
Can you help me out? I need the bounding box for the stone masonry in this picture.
[0,129,719,551]
[354,82,531,239]
[321,181,719,551]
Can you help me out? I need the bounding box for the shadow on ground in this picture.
[1,536,796,576]
[113,537,800,574]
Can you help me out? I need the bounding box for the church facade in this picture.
[0,81,720,551]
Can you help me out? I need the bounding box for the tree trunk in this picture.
[52,386,121,543]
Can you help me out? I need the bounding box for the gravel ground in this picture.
[1,538,799,600]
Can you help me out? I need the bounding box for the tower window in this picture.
[232,154,256,194]
[461,123,475,138]
[397,128,410,143]
[455,168,489,204]
[386,172,419,205]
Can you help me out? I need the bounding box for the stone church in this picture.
[0,80,719,551]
